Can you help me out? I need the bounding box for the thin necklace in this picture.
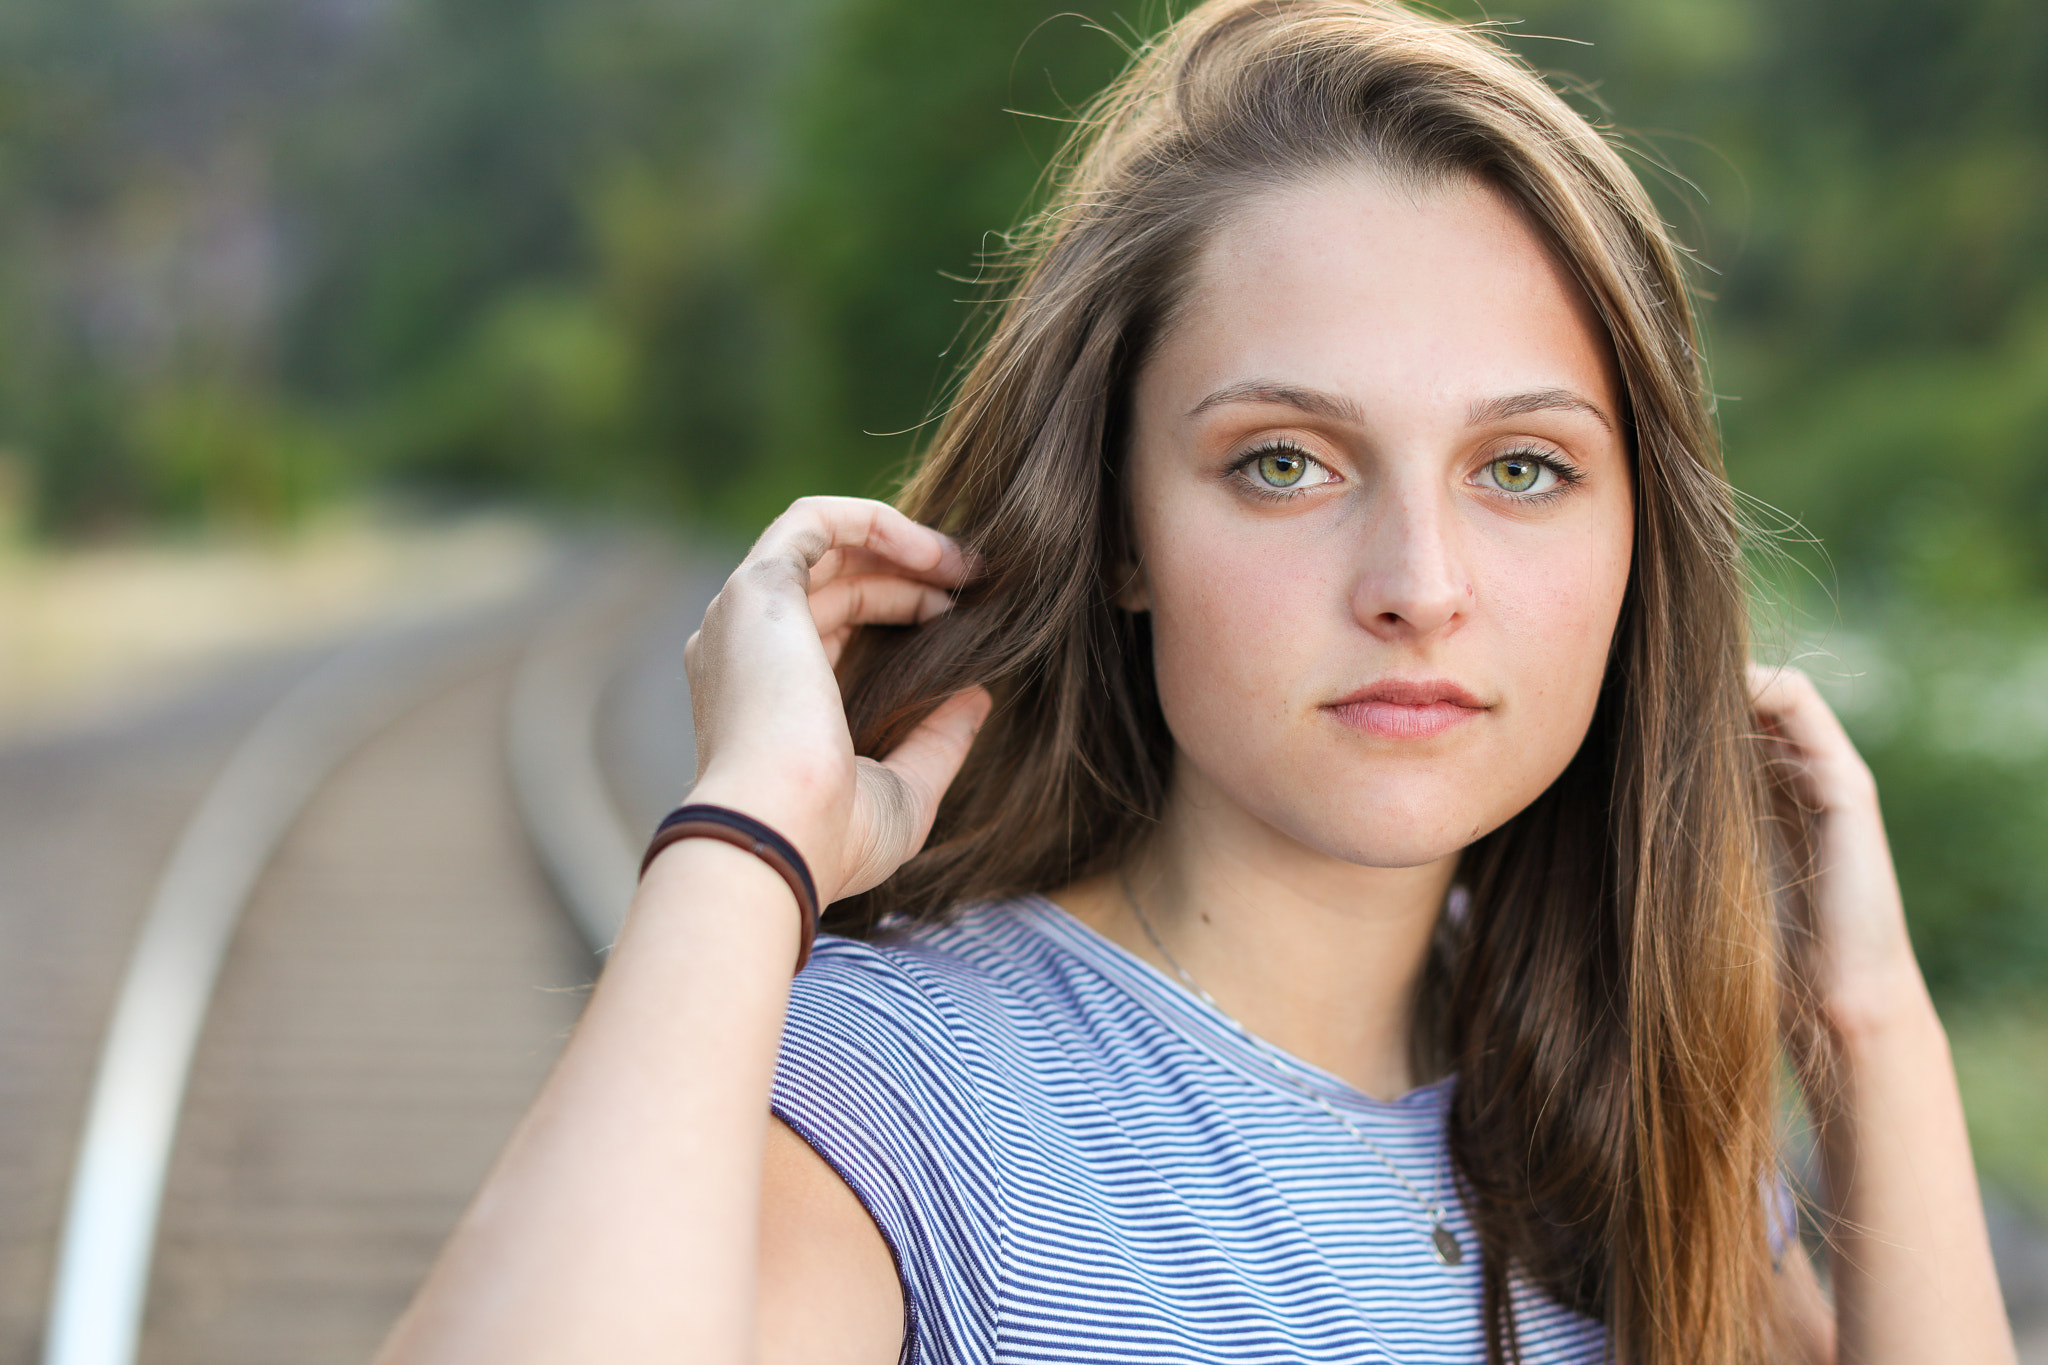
[1119,871,1465,1268]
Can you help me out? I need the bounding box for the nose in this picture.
[1349,482,1470,640]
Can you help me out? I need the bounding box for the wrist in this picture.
[639,802,821,972]
[630,835,804,959]
[683,771,840,864]
[1820,959,1941,1055]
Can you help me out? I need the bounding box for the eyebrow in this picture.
[1186,381,1366,425]
[1466,386,1615,434]
[1186,380,1615,434]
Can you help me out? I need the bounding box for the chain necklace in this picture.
[1119,871,1465,1268]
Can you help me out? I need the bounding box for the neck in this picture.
[1052,762,1456,1101]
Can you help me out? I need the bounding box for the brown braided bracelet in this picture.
[640,804,820,972]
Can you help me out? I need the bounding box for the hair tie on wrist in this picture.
[640,804,820,972]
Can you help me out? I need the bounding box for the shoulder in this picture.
[773,900,1040,1134]
[787,905,1017,1046]
[774,895,1140,1161]
[784,898,1078,1053]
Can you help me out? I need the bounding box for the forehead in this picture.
[1145,167,1619,421]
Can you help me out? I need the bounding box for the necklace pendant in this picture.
[1431,1222,1463,1267]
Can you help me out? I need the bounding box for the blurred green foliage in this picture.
[748,1,1153,520]
[0,0,2043,1186]
[0,0,807,530]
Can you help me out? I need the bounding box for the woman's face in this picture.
[1124,166,1634,869]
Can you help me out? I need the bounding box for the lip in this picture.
[1323,678,1489,740]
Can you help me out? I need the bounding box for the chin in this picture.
[1269,773,1511,870]
[1318,824,1478,871]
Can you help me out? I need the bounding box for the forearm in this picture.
[376,838,800,1365]
[1819,976,2014,1365]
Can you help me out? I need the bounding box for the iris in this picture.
[1257,450,1308,487]
[1490,454,1540,492]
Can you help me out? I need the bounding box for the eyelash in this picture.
[1224,441,1588,503]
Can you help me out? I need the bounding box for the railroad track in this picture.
[4,540,718,1365]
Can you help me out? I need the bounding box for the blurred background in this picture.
[1,0,2044,1360]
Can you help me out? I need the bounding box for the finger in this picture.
[1748,664,1852,753]
[808,575,956,640]
[755,496,971,591]
[1747,661,1810,716]
[810,544,971,593]
[875,687,995,840]
[834,688,995,900]
[1747,662,1875,808]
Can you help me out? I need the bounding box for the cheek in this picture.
[1143,524,1331,746]
[1482,516,1633,765]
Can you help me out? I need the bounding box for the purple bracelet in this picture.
[640,804,820,972]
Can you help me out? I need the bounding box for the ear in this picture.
[1112,558,1151,612]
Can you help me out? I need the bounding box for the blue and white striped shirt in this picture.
[772,894,1609,1363]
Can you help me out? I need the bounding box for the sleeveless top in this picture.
[770,894,1612,1362]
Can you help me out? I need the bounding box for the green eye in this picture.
[1257,450,1308,487]
[1489,454,1542,493]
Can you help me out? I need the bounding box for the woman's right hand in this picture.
[679,496,992,907]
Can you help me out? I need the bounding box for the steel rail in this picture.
[506,559,659,954]
[40,578,558,1365]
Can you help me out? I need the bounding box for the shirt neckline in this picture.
[1003,892,1455,1124]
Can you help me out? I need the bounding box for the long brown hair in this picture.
[832,3,1796,1360]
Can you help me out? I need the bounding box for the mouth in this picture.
[1323,678,1489,741]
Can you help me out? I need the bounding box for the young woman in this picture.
[379,3,2016,1361]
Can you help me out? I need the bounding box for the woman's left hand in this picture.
[1750,665,2018,1362]
[1748,662,1929,1038]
